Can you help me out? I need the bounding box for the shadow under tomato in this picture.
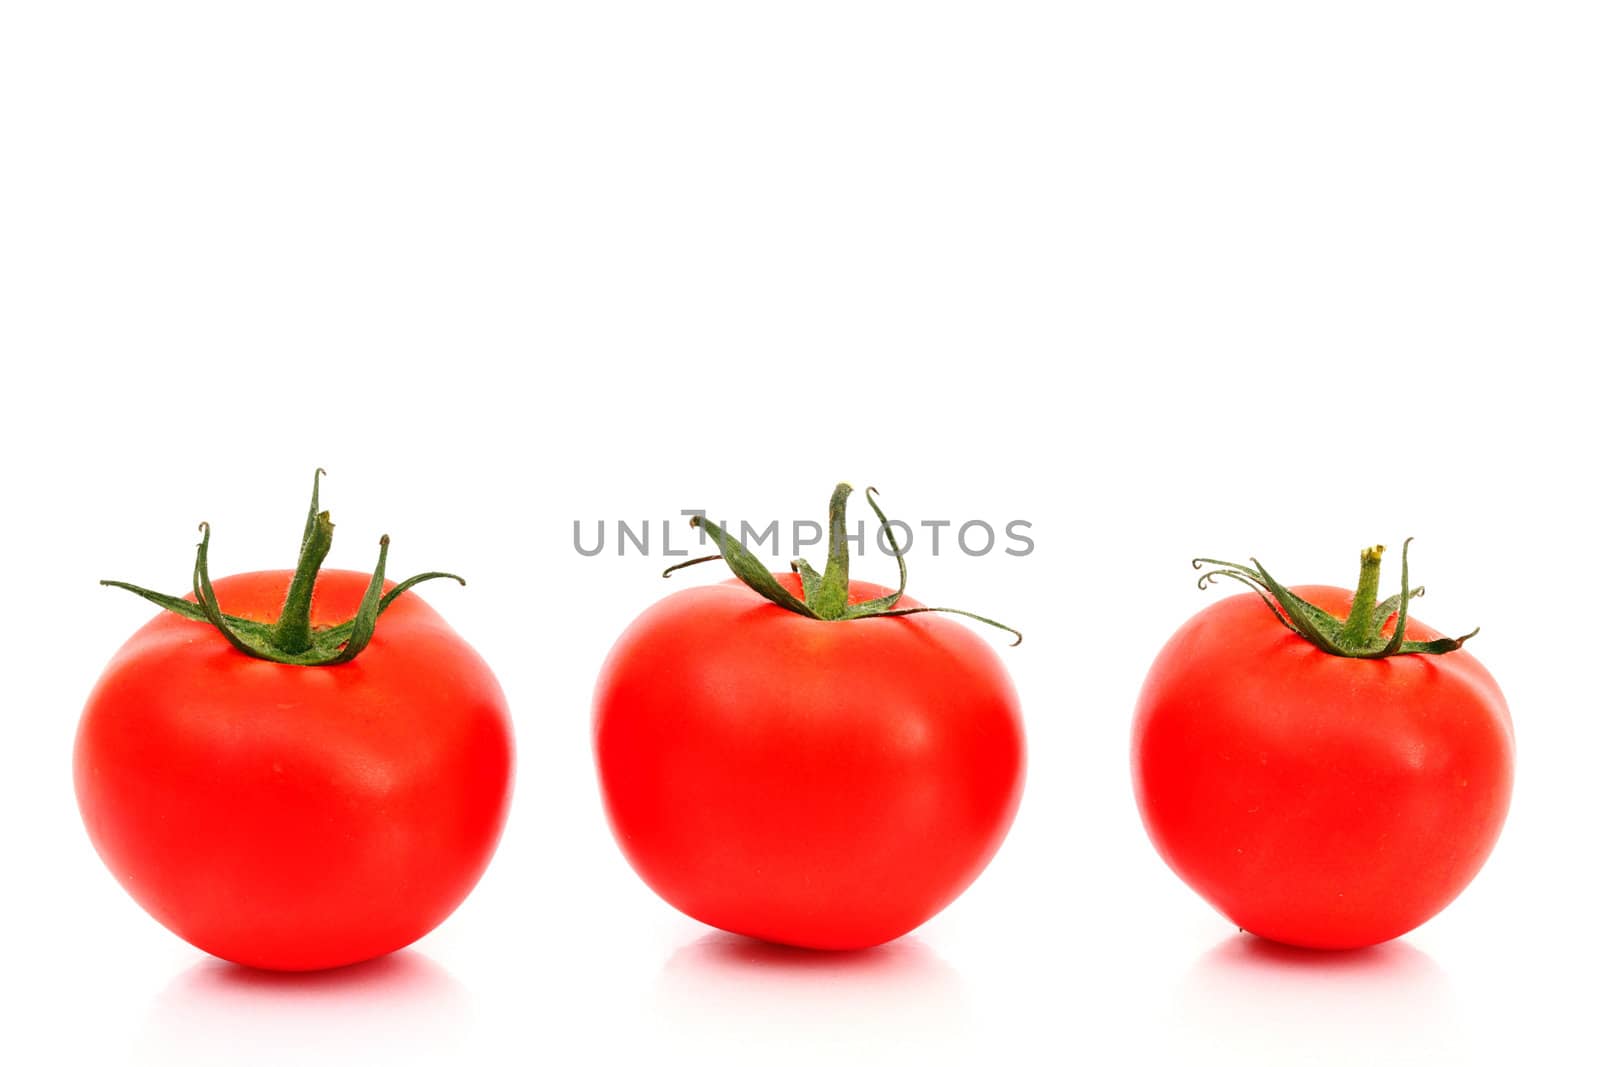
[1202,933,1443,975]
[1171,933,1464,1063]
[136,949,470,1065]
[182,949,450,992]
[653,930,971,1066]
[669,928,950,975]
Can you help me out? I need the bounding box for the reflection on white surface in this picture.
[653,931,971,1066]
[136,950,471,1065]
[1171,935,1465,1065]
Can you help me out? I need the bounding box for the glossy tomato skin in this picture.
[593,574,1025,950]
[75,570,514,971]
[1133,585,1514,950]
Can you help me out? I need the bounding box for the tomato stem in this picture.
[1192,539,1479,658]
[271,469,335,655]
[1340,545,1386,647]
[812,483,856,619]
[101,471,465,667]
[662,483,1022,645]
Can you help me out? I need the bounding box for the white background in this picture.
[3,3,1596,1064]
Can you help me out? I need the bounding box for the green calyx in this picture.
[102,470,464,666]
[1193,538,1479,658]
[662,482,1022,646]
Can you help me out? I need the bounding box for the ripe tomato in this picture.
[593,485,1025,951]
[75,475,513,971]
[1132,544,1514,950]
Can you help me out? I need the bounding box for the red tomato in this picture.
[1133,567,1514,950]
[594,565,1025,950]
[75,478,513,971]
